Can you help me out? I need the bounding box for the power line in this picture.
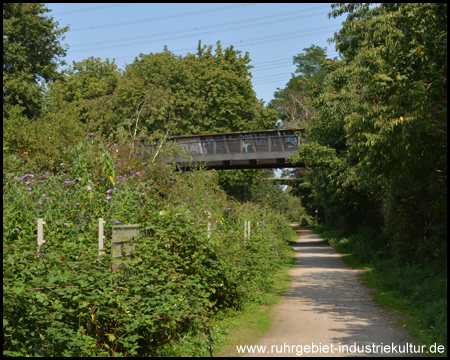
[70,18,337,54]
[50,3,134,16]
[110,26,339,67]
[70,7,331,50]
[69,3,260,32]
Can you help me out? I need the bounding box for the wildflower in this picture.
[65,180,74,184]
[81,220,87,223]
[88,133,94,137]
[81,229,85,232]
[63,222,68,226]
[142,193,145,196]
[86,185,92,191]
[113,187,118,191]
[60,163,64,166]
[113,144,118,146]
[146,187,151,190]
[105,189,112,193]
[106,196,112,200]
[38,180,45,183]
[38,201,42,205]
[27,188,32,191]
[15,228,20,232]
[74,203,80,206]
[129,170,134,175]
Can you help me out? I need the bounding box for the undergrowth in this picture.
[3,134,295,356]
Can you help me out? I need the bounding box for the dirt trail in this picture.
[243,226,417,357]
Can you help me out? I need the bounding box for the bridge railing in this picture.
[136,129,305,157]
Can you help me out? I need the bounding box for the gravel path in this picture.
[243,226,418,357]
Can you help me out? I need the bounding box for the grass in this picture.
[315,225,447,357]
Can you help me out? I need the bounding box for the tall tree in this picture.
[269,45,334,129]
[45,57,121,139]
[3,3,68,120]
[290,3,447,265]
[113,42,277,142]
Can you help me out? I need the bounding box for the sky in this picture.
[46,3,347,105]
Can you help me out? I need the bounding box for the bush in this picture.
[3,134,295,356]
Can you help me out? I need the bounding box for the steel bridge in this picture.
[135,128,305,170]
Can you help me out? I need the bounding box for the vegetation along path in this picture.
[244,226,417,357]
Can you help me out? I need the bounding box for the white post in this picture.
[244,221,250,242]
[37,218,46,255]
[99,218,105,256]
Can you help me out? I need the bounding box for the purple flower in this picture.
[136,172,141,176]
[129,170,134,175]
[15,228,20,232]
[74,203,80,206]
[88,133,94,137]
[38,201,42,205]
[60,163,64,166]
[113,187,118,191]
[38,180,45,183]
[86,185,92,191]
[105,189,112,193]
[81,228,85,232]
[63,222,68,226]
[65,181,74,184]
[25,181,31,185]
[113,144,118,146]
[81,220,87,223]
[142,193,145,196]
[27,188,32,191]
[146,187,151,190]
[106,196,112,200]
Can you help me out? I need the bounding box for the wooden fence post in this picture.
[244,221,251,243]
[98,218,105,256]
[37,218,46,256]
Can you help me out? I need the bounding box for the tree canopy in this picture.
[3,3,68,120]
[289,3,447,266]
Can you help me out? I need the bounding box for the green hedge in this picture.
[3,135,294,356]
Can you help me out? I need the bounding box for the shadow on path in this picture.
[243,226,418,357]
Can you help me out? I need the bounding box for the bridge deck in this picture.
[136,128,305,170]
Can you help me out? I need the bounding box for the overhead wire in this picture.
[68,3,260,32]
[50,3,134,16]
[69,7,332,51]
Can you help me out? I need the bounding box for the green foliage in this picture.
[3,3,68,120]
[45,57,121,138]
[113,42,277,142]
[3,135,295,356]
[269,45,335,128]
[289,3,447,266]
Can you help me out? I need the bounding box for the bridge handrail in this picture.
[137,129,305,156]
